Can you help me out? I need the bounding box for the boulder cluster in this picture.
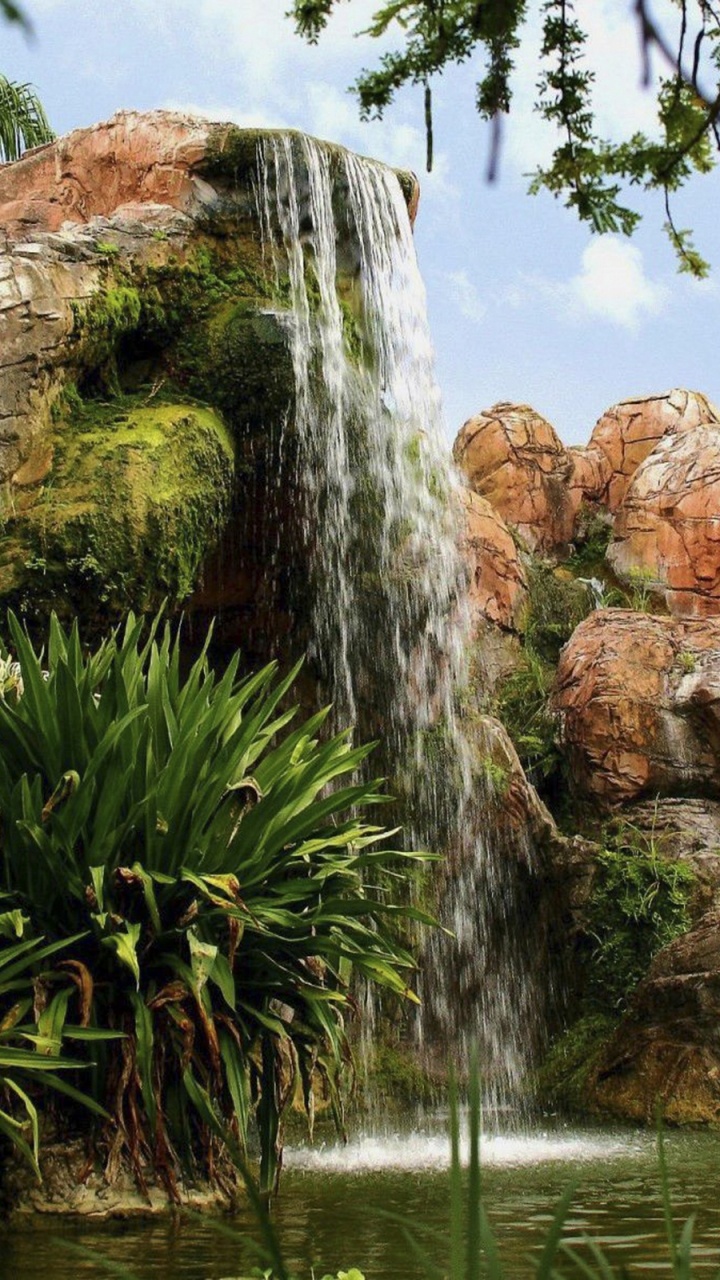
[454,391,720,1124]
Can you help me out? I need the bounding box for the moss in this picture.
[535,1013,617,1111]
[363,1043,438,1110]
[0,394,235,624]
[71,285,143,392]
[177,298,296,427]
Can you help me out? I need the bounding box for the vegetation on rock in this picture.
[0,393,235,628]
[0,74,53,162]
[0,611,434,1197]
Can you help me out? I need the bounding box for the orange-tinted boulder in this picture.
[608,424,720,617]
[586,908,720,1124]
[570,388,720,515]
[552,609,720,807]
[0,111,216,239]
[453,403,574,555]
[460,488,527,632]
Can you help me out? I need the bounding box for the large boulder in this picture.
[586,908,720,1123]
[608,424,720,618]
[570,388,720,516]
[453,403,575,556]
[0,110,417,648]
[460,488,528,633]
[552,610,720,808]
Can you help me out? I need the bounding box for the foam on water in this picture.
[285,1129,648,1173]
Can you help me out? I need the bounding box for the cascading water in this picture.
[255,133,545,1106]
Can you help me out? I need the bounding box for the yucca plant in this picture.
[0,930,112,1177]
[0,75,53,162]
[0,611,434,1198]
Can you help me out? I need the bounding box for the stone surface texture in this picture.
[608,423,720,617]
[453,402,575,556]
[586,908,720,1124]
[460,488,528,632]
[552,609,720,808]
[570,388,720,515]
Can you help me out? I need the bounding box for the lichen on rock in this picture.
[0,394,234,624]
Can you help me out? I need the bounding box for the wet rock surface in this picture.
[586,908,720,1124]
[552,609,720,808]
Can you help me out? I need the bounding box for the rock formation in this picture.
[586,908,720,1124]
[570,388,720,515]
[460,488,528,632]
[453,402,575,556]
[552,609,720,808]
[0,110,418,649]
[608,424,720,617]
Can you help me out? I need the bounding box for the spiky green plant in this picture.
[0,75,53,162]
[0,931,112,1177]
[0,611,435,1197]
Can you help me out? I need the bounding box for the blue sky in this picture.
[6,0,720,447]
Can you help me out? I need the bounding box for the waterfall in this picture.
[255,134,542,1105]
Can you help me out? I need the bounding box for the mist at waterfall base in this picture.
[4,1128,720,1278]
[255,134,547,1105]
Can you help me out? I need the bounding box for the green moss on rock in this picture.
[0,395,234,623]
[535,1013,617,1112]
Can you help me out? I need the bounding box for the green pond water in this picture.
[2,1122,720,1278]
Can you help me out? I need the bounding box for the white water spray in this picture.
[256,133,544,1102]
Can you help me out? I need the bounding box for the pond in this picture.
[3,1120,720,1278]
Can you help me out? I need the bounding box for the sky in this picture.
[4,0,720,447]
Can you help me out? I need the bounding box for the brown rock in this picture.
[608,423,720,618]
[0,111,223,240]
[608,798,720,915]
[570,388,720,515]
[552,609,720,808]
[460,488,528,633]
[587,908,720,1124]
[453,402,574,556]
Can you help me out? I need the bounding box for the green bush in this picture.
[583,822,695,1011]
[494,646,560,786]
[0,612,434,1195]
[521,559,592,663]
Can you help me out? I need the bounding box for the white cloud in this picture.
[444,270,486,324]
[513,235,669,331]
[569,237,669,329]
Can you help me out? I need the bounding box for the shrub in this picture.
[583,821,695,1011]
[521,558,592,664]
[494,646,560,786]
[0,612,434,1195]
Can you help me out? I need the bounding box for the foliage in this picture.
[0,74,53,162]
[583,821,695,1012]
[0,932,111,1177]
[533,1011,616,1113]
[494,646,560,787]
[522,558,593,664]
[626,564,662,611]
[291,0,720,274]
[566,507,613,576]
[0,611,435,1196]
